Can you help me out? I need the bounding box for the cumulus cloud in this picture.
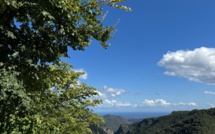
[73,68,88,80]
[96,86,126,98]
[104,85,126,97]
[93,86,131,108]
[158,47,215,85]
[103,99,133,107]
[143,99,171,106]
[187,102,198,106]
[96,91,107,98]
[204,91,215,95]
[177,102,198,106]
[142,99,198,107]
[99,98,198,109]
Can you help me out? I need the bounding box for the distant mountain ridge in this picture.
[91,114,132,134]
[115,108,215,134]
[103,114,131,132]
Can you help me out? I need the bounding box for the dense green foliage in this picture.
[115,108,215,134]
[0,0,130,133]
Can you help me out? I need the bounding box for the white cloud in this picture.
[187,102,198,106]
[73,68,88,80]
[93,86,133,108]
[143,99,171,106]
[96,91,107,98]
[96,86,126,98]
[142,99,198,107]
[103,99,133,107]
[158,47,215,85]
[204,91,215,95]
[104,86,126,97]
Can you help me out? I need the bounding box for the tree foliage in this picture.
[0,0,130,133]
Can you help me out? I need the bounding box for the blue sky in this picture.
[66,0,215,113]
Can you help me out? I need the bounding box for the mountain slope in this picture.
[91,114,131,134]
[103,114,131,132]
[115,108,215,134]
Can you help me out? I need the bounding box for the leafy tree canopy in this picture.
[0,0,130,133]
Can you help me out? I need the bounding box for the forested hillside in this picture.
[115,108,215,134]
